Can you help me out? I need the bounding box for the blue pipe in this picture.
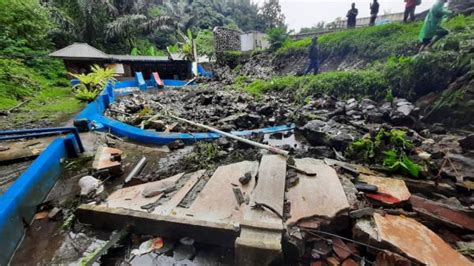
[0,127,84,153]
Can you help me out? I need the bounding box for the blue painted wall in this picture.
[0,134,80,265]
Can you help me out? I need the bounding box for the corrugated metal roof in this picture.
[49,43,109,59]
[50,43,189,62]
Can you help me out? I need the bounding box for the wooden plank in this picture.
[76,204,239,247]
[186,161,259,223]
[153,170,205,216]
[286,158,349,226]
[106,173,184,211]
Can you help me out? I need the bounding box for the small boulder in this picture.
[459,134,474,150]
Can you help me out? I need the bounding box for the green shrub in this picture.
[384,52,457,99]
[346,128,421,177]
[267,27,289,51]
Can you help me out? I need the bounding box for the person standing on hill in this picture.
[347,3,359,28]
[404,0,418,22]
[304,37,320,75]
[419,0,453,51]
[370,0,380,26]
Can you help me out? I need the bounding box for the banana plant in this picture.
[69,64,117,102]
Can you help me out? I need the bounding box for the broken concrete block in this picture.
[410,195,474,231]
[92,146,123,176]
[358,174,410,204]
[286,158,350,226]
[354,213,472,265]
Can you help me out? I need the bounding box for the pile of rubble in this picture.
[70,144,473,265]
[105,87,295,132]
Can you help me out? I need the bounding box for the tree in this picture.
[42,0,174,53]
[258,0,286,31]
[195,29,215,59]
[266,27,289,50]
[0,0,53,58]
[227,0,260,32]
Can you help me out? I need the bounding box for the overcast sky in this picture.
[252,0,437,31]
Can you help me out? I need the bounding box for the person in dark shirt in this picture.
[370,0,380,26]
[404,0,418,22]
[304,37,320,75]
[347,3,359,28]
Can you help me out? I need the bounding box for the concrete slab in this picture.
[154,170,205,216]
[359,174,411,204]
[287,158,350,226]
[236,155,287,266]
[106,173,184,211]
[186,161,259,223]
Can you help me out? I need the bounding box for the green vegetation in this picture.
[383,149,422,178]
[195,29,215,59]
[244,70,388,101]
[0,0,83,128]
[267,27,290,51]
[71,65,117,102]
[277,15,474,61]
[184,142,223,169]
[346,128,422,178]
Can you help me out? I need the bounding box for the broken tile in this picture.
[355,213,472,265]
[332,238,352,261]
[359,174,410,204]
[410,195,474,231]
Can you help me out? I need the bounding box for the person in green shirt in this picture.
[419,0,453,51]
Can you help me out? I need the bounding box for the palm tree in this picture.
[106,14,173,50]
[164,0,195,31]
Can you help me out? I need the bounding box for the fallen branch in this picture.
[155,102,290,156]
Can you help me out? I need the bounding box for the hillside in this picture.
[217,15,474,128]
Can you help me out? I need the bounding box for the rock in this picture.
[329,133,354,151]
[431,123,447,134]
[354,213,472,265]
[349,208,374,219]
[239,171,252,185]
[167,140,185,150]
[217,137,231,149]
[443,154,474,181]
[302,120,329,146]
[459,134,474,150]
[78,176,104,196]
[148,120,166,131]
[358,175,411,205]
[257,104,274,116]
